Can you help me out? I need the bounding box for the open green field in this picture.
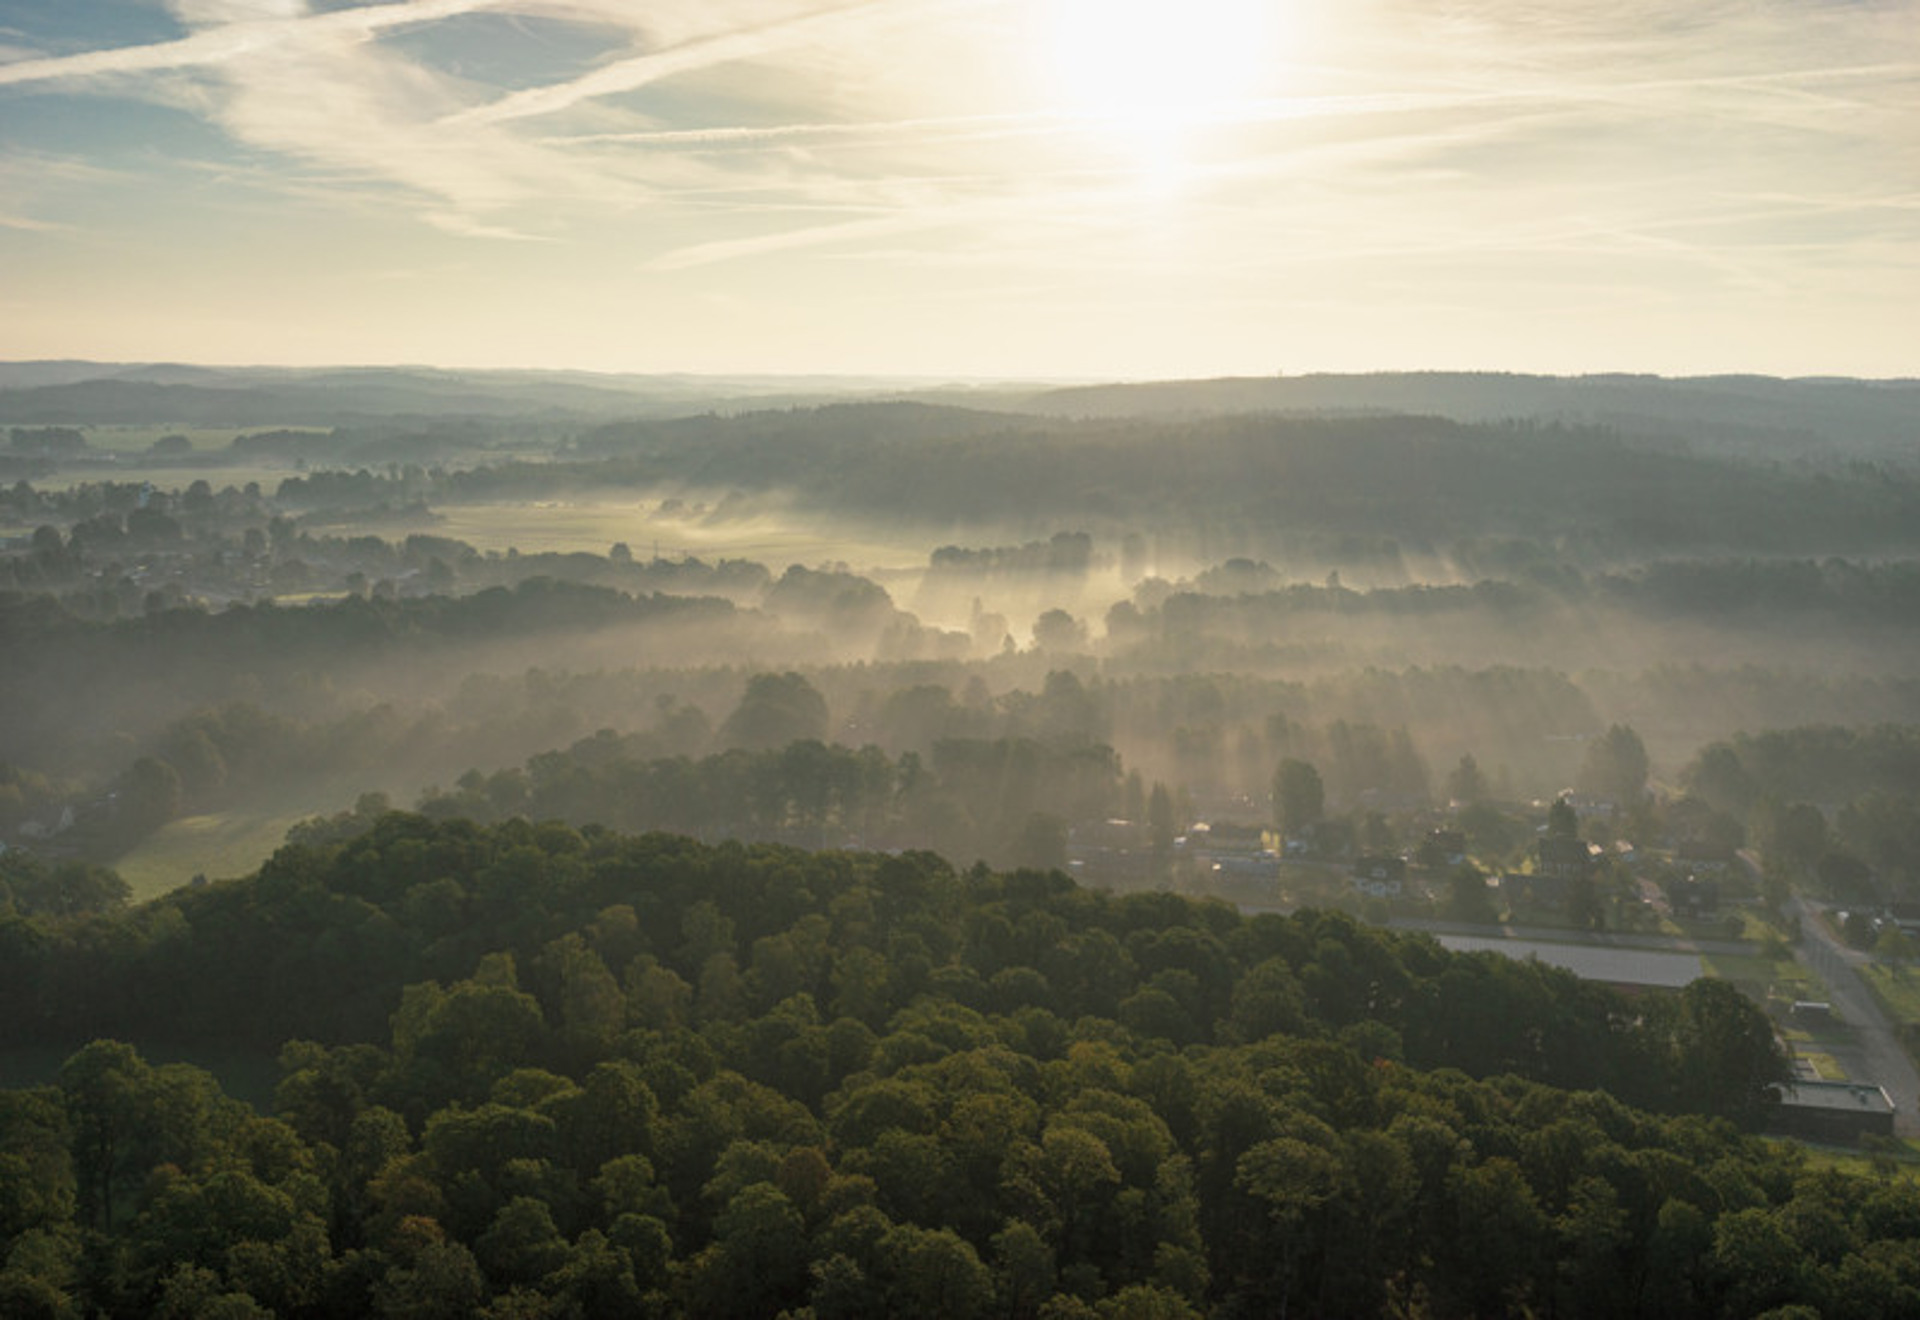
[428,498,927,568]
[36,458,301,493]
[25,465,942,576]
[113,808,308,903]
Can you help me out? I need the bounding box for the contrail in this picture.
[0,0,508,87]
[447,0,969,127]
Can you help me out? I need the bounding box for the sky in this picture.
[0,0,1915,379]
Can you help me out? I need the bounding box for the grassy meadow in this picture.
[427,498,928,568]
[1862,964,1920,1030]
[112,809,310,903]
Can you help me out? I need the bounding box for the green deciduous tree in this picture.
[1446,753,1489,804]
[1578,724,1650,805]
[1443,863,1499,925]
[718,672,829,751]
[1272,759,1324,841]
[1668,978,1790,1125]
[1547,795,1578,838]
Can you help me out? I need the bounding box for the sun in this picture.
[1037,0,1282,133]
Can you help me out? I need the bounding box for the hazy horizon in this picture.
[5,359,1918,387]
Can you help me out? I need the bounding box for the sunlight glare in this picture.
[1040,0,1282,131]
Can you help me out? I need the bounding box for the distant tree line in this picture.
[565,404,1920,555]
[215,402,1920,556]
[1684,724,1920,901]
[0,581,747,772]
[413,731,1120,874]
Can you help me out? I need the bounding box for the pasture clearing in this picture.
[428,498,928,572]
[113,808,308,903]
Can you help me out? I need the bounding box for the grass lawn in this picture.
[1786,1139,1920,1180]
[1860,964,1920,1026]
[1702,950,1821,1001]
[113,809,307,903]
[1665,912,1756,943]
[1796,1052,1848,1081]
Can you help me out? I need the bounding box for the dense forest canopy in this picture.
[7,818,1887,1320]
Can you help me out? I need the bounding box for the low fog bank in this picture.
[4,374,1918,894]
[6,526,1920,888]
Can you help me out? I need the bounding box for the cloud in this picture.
[0,1,1007,235]
[421,209,549,239]
[445,0,925,127]
[555,108,1055,149]
[0,1,684,223]
[3,0,1914,304]
[645,211,950,270]
[0,211,67,233]
[0,152,132,234]
[0,0,511,88]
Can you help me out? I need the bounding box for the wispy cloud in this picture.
[0,1,1004,233]
[0,0,509,88]
[0,151,132,234]
[446,0,940,128]
[0,211,68,233]
[556,107,1057,149]
[647,211,954,271]
[630,32,1920,275]
[0,1,680,222]
[553,88,1548,155]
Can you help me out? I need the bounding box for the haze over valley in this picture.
[3,1,1918,1316]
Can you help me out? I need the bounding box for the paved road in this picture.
[1789,897,1920,1137]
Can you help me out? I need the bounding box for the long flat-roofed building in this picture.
[1769,1080,1897,1144]
[1435,935,1704,991]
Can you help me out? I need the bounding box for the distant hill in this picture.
[5,363,1912,465]
[0,362,1040,426]
[1020,372,1920,464]
[572,402,1920,555]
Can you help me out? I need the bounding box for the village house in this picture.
[1535,834,1597,879]
[1351,855,1407,897]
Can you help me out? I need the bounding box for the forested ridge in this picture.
[7,369,1915,465]
[568,407,1920,552]
[198,403,1920,555]
[10,815,1917,1319]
